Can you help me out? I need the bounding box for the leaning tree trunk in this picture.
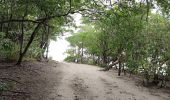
[16,22,42,65]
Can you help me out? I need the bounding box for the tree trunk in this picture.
[92,54,95,64]
[38,32,45,61]
[19,19,24,56]
[45,44,49,59]
[118,61,121,76]
[81,42,83,63]
[117,47,122,76]
[103,53,107,64]
[122,63,126,75]
[16,22,42,65]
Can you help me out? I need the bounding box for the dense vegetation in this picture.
[65,0,170,87]
[0,0,91,64]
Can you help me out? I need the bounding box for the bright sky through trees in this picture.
[48,13,82,61]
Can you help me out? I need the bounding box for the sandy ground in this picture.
[0,61,170,100]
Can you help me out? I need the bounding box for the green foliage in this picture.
[0,0,90,62]
[0,32,16,59]
[64,56,77,62]
[66,0,170,86]
[0,82,8,92]
[0,82,9,99]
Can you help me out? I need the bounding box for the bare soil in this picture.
[0,61,170,100]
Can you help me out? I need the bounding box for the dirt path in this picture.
[46,62,170,100]
[1,62,170,100]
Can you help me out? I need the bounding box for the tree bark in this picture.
[118,61,121,76]
[92,54,95,64]
[81,42,84,63]
[45,25,50,60]
[19,19,24,56]
[19,0,28,57]
[45,44,49,59]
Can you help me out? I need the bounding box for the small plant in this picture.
[0,82,8,93]
[0,82,9,100]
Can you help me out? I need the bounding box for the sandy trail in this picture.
[1,62,170,100]
[46,62,170,100]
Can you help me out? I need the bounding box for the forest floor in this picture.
[0,61,170,100]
